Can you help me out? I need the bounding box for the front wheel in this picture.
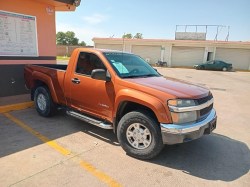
[117,111,164,159]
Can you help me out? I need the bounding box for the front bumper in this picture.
[160,109,217,144]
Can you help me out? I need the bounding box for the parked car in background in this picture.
[194,60,233,71]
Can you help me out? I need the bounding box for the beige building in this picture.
[92,38,250,70]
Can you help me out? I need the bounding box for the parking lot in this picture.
[0,68,249,187]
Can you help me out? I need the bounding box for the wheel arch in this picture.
[113,91,170,133]
[31,71,59,103]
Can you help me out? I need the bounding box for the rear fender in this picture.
[31,71,59,103]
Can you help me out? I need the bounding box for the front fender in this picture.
[114,89,171,123]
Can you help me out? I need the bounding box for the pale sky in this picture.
[56,0,250,45]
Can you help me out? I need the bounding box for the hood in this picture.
[124,76,210,99]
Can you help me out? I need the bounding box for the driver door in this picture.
[69,52,115,122]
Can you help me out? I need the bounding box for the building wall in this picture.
[93,38,250,70]
[0,0,57,65]
[56,45,93,56]
[162,45,171,64]
[95,43,123,51]
[0,0,57,97]
[0,65,29,97]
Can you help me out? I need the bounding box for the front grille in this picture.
[195,94,214,121]
[196,94,213,105]
[200,104,213,116]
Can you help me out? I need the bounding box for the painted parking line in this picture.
[3,112,121,187]
[3,113,70,156]
[0,102,34,114]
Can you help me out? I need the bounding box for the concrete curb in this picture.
[0,102,34,113]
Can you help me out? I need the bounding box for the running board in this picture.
[66,111,113,130]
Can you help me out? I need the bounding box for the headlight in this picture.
[168,99,196,107]
[168,99,197,124]
[170,111,197,124]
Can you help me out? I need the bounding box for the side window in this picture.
[76,52,106,76]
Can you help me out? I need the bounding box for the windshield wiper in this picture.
[122,75,141,78]
[141,74,158,77]
[123,74,158,78]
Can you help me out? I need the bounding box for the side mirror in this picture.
[153,68,162,76]
[91,69,111,82]
[153,68,158,72]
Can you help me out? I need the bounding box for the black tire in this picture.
[200,66,204,70]
[117,111,164,159]
[222,67,227,71]
[34,86,56,117]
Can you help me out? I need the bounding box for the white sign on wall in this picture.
[175,32,206,41]
[0,10,38,56]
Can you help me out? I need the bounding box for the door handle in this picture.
[71,78,80,84]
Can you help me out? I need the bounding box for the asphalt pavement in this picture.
[0,68,249,187]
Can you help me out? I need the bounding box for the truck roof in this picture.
[78,48,132,54]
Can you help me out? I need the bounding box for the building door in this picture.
[215,48,250,70]
[172,47,205,67]
[132,45,161,64]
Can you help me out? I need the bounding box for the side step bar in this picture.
[66,111,113,130]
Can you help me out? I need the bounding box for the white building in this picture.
[92,38,250,70]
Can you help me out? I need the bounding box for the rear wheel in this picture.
[34,86,56,117]
[117,111,164,159]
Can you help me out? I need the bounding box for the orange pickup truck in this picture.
[24,48,217,159]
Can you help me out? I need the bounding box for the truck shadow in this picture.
[0,109,119,158]
[149,133,250,182]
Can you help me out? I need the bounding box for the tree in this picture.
[65,31,79,45]
[56,31,79,45]
[122,33,133,39]
[79,41,86,46]
[56,32,67,45]
[134,33,143,39]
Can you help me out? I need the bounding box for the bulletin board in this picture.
[0,10,38,56]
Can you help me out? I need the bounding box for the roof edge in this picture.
[92,37,250,45]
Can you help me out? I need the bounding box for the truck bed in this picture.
[34,64,68,71]
[24,64,68,105]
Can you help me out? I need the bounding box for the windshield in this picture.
[103,52,160,78]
